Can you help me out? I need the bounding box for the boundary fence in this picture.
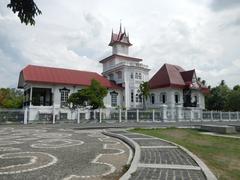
[1,108,240,124]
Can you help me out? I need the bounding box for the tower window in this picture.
[135,73,138,79]
[136,94,139,103]
[117,71,122,79]
[131,90,134,102]
[130,73,133,79]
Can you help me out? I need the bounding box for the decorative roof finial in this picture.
[119,19,122,34]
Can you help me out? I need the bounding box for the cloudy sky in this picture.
[0,0,240,88]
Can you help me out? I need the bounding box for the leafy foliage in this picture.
[139,81,150,109]
[7,0,41,25]
[205,80,240,111]
[68,79,108,109]
[0,88,23,109]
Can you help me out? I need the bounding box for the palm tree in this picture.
[139,82,150,110]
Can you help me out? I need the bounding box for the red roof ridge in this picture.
[163,64,171,84]
[24,64,99,75]
[19,64,122,90]
[99,54,142,63]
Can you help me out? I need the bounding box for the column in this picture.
[24,108,28,125]
[99,109,102,123]
[119,109,122,123]
[136,109,139,122]
[52,105,55,124]
[152,109,155,122]
[77,108,80,124]
[176,105,182,122]
[125,110,128,122]
[30,86,33,107]
[161,104,167,122]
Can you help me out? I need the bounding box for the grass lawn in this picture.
[130,128,240,180]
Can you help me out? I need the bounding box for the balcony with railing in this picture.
[103,62,149,72]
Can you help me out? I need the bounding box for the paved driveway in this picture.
[0,126,130,180]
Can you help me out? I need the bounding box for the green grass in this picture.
[130,128,240,180]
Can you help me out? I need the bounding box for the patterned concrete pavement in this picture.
[0,126,131,180]
[107,130,217,180]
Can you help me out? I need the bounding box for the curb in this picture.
[131,131,218,180]
[104,130,217,180]
[103,131,140,180]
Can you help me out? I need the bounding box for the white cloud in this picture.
[0,0,240,88]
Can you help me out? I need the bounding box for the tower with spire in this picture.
[109,23,132,55]
[99,24,150,109]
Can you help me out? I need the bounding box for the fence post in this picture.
[237,111,239,121]
[229,111,231,121]
[24,108,28,125]
[161,105,167,122]
[220,111,222,121]
[152,109,155,122]
[119,109,122,123]
[211,111,213,121]
[77,108,80,124]
[99,109,102,123]
[52,106,55,124]
[136,109,139,122]
[125,110,128,122]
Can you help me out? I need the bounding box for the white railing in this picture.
[104,62,149,72]
[2,107,240,125]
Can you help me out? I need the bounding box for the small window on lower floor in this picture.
[160,93,167,104]
[151,94,155,104]
[175,93,179,104]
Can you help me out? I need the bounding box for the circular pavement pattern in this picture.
[33,132,72,139]
[31,139,84,148]
[0,125,130,180]
[0,152,58,175]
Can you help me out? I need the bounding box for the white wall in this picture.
[147,88,183,109]
[25,83,123,120]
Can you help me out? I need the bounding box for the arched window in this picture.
[136,94,139,102]
[59,87,70,107]
[160,92,167,104]
[131,90,134,102]
[175,92,180,104]
[151,93,155,104]
[110,91,118,107]
[130,73,133,79]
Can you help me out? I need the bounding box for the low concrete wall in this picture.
[200,125,236,134]
[229,125,240,132]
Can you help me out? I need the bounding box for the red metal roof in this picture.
[18,65,122,89]
[149,64,209,94]
[108,25,132,46]
[99,54,142,63]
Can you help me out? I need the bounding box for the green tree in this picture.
[68,79,108,109]
[7,0,41,25]
[0,88,23,109]
[225,88,240,111]
[205,81,230,111]
[139,82,150,110]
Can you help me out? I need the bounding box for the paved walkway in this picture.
[0,126,130,180]
[107,130,217,180]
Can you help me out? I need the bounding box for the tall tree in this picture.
[0,88,23,109]
[68,79,108,110]
[139,82,150,110]
[205,81,230,111]
[7,0,41,25]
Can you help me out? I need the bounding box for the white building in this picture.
[18,25,209,121]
